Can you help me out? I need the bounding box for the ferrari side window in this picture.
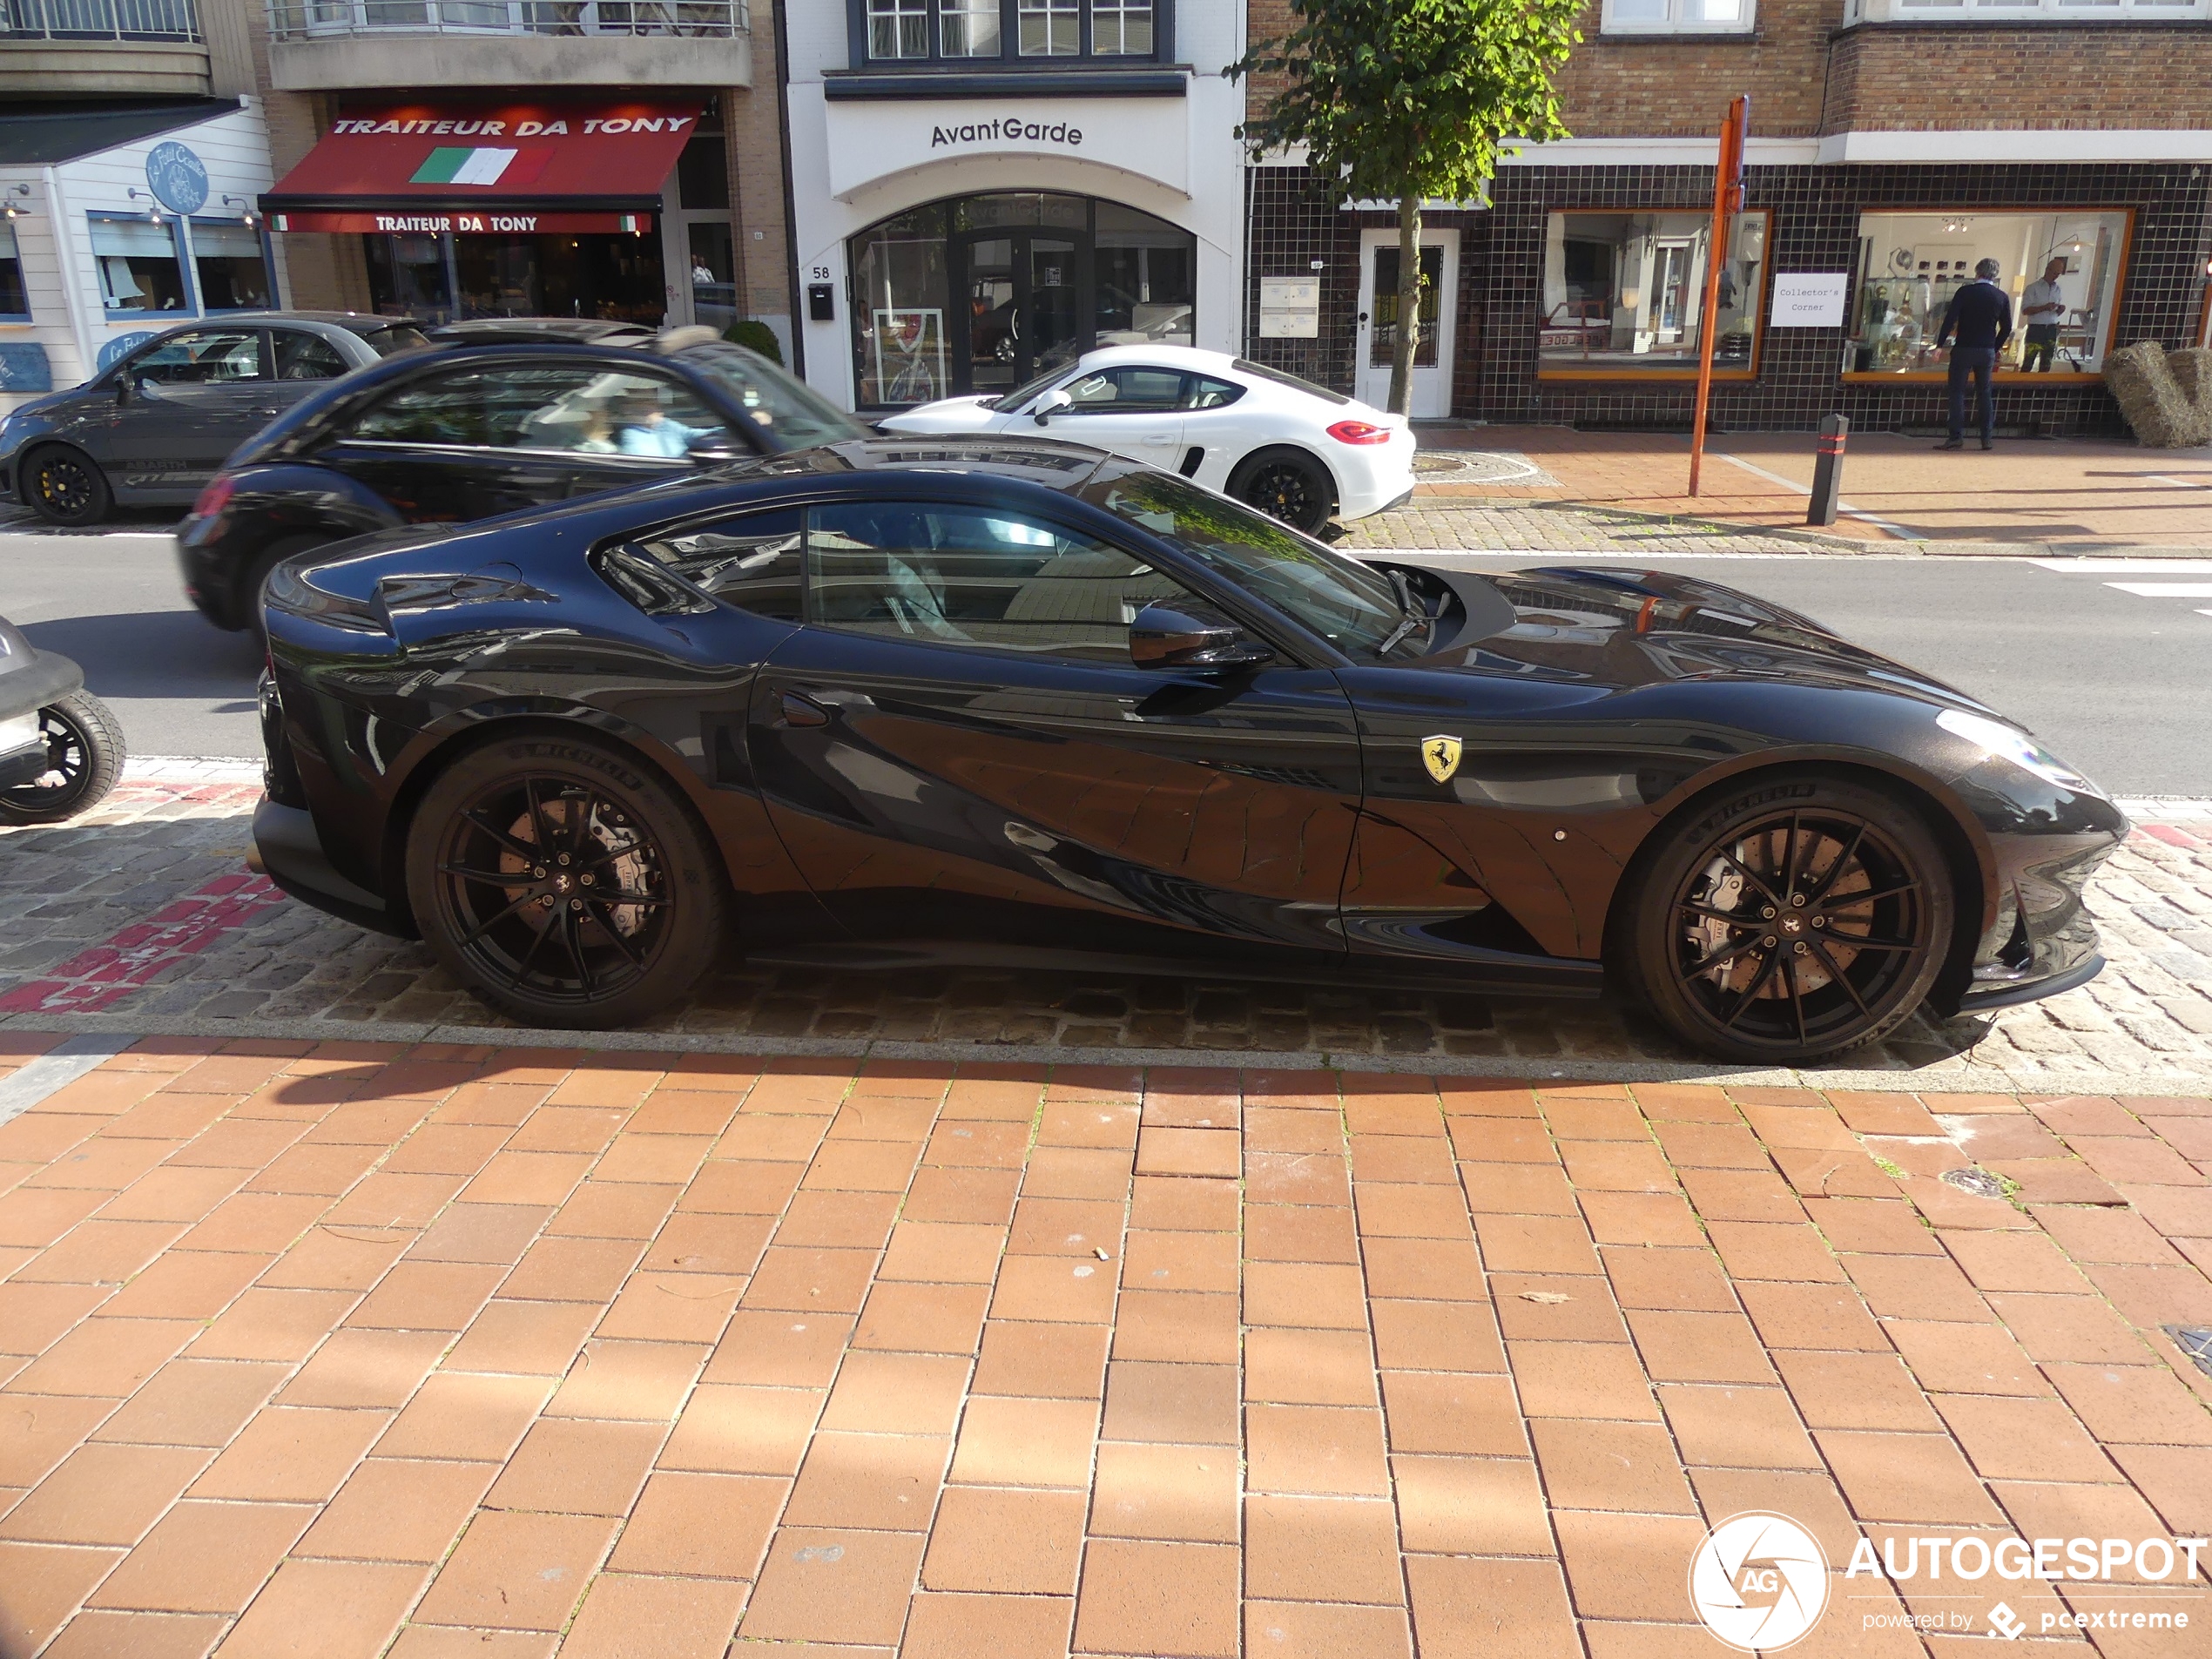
[805,501,1184,665]
[628,507,805,622]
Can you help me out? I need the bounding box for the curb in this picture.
[4,1012,2209,1097]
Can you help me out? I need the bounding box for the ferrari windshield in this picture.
[1077,471,1426,661]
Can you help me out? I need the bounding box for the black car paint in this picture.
[176,341,860,631]
[253,438,2123,1022]
[0,314,413,509]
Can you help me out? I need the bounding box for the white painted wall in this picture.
[784,0,1248,408]
[0,98,275,413]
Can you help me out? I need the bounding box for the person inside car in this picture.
[615,393,718,458]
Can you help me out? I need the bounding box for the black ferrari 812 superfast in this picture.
[249,437,2124,1062]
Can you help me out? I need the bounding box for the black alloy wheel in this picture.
[406,737,725,1028]
[1231,450,1333,536]
[24,446,112,527]
[1623,773,1952,1063]
[0,691,125,826]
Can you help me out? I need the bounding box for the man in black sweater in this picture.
[1935,258,2013,450]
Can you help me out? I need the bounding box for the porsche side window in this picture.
[805,502,1184,665]
[1182,375,1245,411]
[628,507,804,622]
[1065,367,1184,411]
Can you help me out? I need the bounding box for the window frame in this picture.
[847,0,1172,67]
[1600,0,1757,34]
[1535,207,1771,383]
[124,325,270,388]
[186,216,276,314]
[1845,0,2203,20]
[0,220,30,323]
[89,211,197,319]
[1841,205,2134,385]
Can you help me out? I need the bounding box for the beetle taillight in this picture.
[191,474,235,521]
[1326,420,1393,446]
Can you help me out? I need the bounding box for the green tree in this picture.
[1232,0,1581,414]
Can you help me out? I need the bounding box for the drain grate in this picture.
[1939,1166,2006,1201]
[2165,1325,2212,1379]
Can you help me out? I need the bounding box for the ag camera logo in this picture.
[1689,1511,1831,1652]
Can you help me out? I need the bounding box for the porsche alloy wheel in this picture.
[1626,775,1952,1063]
[24,446,111,527]
[0,692,125,826]
[1231,450,1333,536]
[407,737,725,1028]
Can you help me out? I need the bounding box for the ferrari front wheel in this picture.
[1622,772,1952,1064]
[405,733,726,1028]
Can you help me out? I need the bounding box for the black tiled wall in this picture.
[1244,160,2212,435]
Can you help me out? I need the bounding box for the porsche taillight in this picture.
[1326,420,1393,446]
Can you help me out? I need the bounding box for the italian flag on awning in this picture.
[409,146,555,187]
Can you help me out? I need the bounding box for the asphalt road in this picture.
[2,529,2208,795]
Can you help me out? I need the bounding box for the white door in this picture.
[1355,227,1459,418]
[1028,363,1187,469]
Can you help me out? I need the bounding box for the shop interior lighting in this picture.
[2,184,29,219]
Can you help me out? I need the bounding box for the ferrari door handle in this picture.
[779,691,830,728]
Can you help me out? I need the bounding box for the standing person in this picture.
[2020,256,2067,372]
[1935,258,2013,450]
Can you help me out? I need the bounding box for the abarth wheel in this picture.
[0,691,126,825]
[23,445,112,527]
[405,735,725,1028]
[1230,448,1334,535]
[1622,772,1953,1063]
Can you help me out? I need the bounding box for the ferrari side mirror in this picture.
[1130,601,1273,671]
[1032,388,1072,427]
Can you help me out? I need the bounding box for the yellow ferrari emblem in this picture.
[1420,734,1462,784]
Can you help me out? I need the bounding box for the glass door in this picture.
[954,229,1091,395]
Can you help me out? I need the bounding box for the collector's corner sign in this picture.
[929,115,1083,151]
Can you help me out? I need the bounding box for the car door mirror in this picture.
[1032,388,1072,427]
[1130,601,1273,671]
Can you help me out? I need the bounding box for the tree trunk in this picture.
[1387,190,1424,415]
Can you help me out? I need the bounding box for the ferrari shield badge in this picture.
[1420,734,1462,785]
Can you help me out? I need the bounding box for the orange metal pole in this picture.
[1688,96,1749,497]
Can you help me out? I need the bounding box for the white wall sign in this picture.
[823,96,1190,199]
[1770,273,1850,327]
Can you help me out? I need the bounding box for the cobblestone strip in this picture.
[5,778,2211,1090]
[1340,501,1851,555]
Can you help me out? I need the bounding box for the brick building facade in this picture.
[1243,0,2212,434]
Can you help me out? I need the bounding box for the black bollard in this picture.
[1807,413,1848,527]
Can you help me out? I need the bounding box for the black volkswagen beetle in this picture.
[251,436,2123,1062]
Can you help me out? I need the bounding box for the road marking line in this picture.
[2105,583,2212,597]
[1710,452,1922,540]
[2032,558,2212,574]
[0,1035,138,1126]
[2145,475,2212,490]
[0,873,285,1017]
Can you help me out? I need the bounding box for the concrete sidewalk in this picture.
[0,1044,2206,1657]
[1359,427,2212,553]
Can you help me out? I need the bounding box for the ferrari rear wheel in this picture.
[1624,772,1952,1063]
[1230,448,1334,536]
[406,734,725,1028]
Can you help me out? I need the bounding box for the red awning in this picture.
[261,98,700,218]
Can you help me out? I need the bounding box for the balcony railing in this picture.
[0,0,200,41]
[266,0,745,39]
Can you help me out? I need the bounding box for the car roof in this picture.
[773,435,1117,491]
[215,310,423,337]
[427,318,660,347]
[1071,342,1241,374]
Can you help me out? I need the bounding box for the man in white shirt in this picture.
[2020,257,2067,372]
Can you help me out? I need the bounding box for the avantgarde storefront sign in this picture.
[929,116,1084,150]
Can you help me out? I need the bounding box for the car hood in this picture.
[878,396,1001,433]
[1405,563,2000,716]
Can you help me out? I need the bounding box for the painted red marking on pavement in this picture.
[2137,823,2205,851]
[0,873,286,1015]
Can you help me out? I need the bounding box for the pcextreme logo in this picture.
[1689,1513,1831,1652]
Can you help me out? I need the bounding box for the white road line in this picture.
[2145,475,2212,490]
[1710,451,1922,540]
[2106,583,2212,597]
[0,1035,138,1127]
[2031,559,2212,574]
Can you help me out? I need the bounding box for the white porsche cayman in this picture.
[875,343,1417,536]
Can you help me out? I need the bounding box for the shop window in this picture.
[190,220,273,311]
[91,214,191,316]
[689,222,737,334]
[0,223,27,320]
[366,233,453,323]
[1603,0,1754,29]
[850,192,1195,407]
[677,134,730,212]
[1539,210,1769,377]
[1847,210,2128,378]
[859,0,1165,63]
